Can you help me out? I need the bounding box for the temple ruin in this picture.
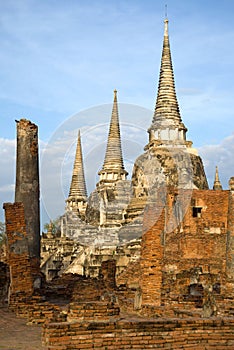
[1,18,234,349]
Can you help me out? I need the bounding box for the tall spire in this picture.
[67,130,87,204]
[99,90,128,180]
[213,166,223,190]
[148,19,187,143]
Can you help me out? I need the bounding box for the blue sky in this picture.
[0,0,234,225]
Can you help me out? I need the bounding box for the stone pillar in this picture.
[15,119,40,259]
[226,177,234,279]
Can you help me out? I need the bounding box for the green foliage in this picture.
[43,217,61,235]
[44,222,56,235]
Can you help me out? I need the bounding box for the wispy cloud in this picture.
[199,133,234,189]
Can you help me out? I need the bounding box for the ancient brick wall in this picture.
[3,202,41,308]
[68,301,119,322]
[163,189,229,261]
[116,259,141,288]
[138,188,234,316]
[227,178,234,279]
[43,317,234,349]
[140,203,164,307]
[162,190,232,316]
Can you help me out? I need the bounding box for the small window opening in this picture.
[189,283,204,296]
[193,207,202,218]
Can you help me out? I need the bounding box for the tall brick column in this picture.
[15,119,40,259]
[226,177,234,280]
[140,189,165,307]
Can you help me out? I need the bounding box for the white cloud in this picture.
[0,184,15,193]
[199,133,234,189]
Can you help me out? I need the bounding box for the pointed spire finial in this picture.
[164,4,169,36]
[147,17,187,144]
[67,129,87,202]
[98,90,128,180]
[164,18,169,36]
[164,4,168,36]
[213,166,223,190]
[113,89,118,103]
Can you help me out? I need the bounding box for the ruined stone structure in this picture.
[2,18,234,350]
[213,165,223,190]
[139,187,234,317]
[3,202,42,308]
[41,18,209,277]
[39,19,234,316]
[88,89,130,229]
[66,130,88,219]
[39,18,234,317]
[15,119,40,260]
[3,119,42,309]
[61,90,131,241]
[122,19,208,235]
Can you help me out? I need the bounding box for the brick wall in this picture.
[43,317,234,349]
[140,204,164,307]
[3,202,41,308]
[227,178,234,278]
[163,190,233,316]
[68,301,119,322]
[138,188,234,317]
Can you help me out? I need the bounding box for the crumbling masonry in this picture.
[2,18,234,349]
